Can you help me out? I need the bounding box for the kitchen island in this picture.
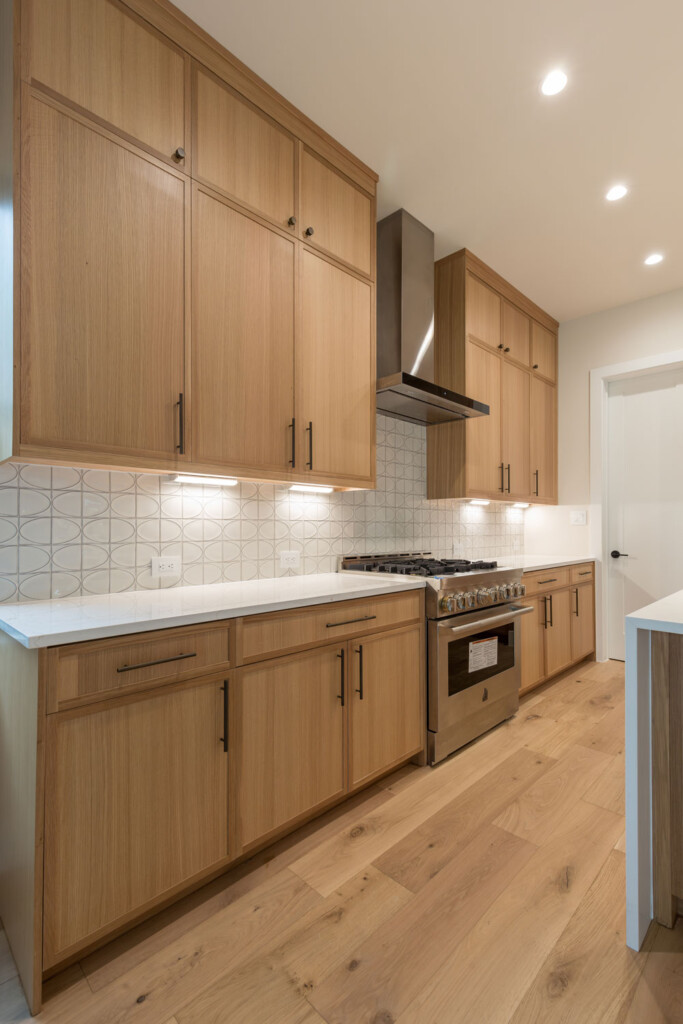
[625,590,683,949]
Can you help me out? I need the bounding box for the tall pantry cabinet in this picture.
[5,0,378,488]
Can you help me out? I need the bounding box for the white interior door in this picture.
[607,368,683,659]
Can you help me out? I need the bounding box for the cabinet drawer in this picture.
[239,592,422,664]
[570,563,594,584]
[46,621,232,712]
[523,567,570,596]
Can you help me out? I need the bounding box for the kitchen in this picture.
[0,0,682,1020]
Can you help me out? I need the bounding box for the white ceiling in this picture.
[175,0,683,322]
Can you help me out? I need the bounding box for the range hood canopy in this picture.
[376,209,489,425]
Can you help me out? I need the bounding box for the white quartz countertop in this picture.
[626,589,683,635]
[502,555,597,572]
[0,573,427,649]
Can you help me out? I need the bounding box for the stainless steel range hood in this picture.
[376,209,489,425]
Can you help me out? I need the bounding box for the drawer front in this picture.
[239,592,422,664]
[523,567,571,596]
[47,622,232,712]
[570,562,595,584]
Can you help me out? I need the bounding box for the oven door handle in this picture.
[442,604,533,638]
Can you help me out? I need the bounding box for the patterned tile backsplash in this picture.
[0,415,525,602]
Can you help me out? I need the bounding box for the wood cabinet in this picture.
[24,0,188,164]
[520,563,596,696]
[192,187,296,473]
[8,0,378,486]
[194,65,296,228]
[571,582,595,662]
[21,93,187,462]
[298,251,374,481]
[300,148,373,276]
[43,677,230,968]
[428,249,558,503]
[348,625,423,789]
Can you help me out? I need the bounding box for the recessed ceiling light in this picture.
[644,253,664,265]
[541,69,568,96]
[173,474,238,486]
[606,184,628,202]
[469,499,490,506]
[290,484,334,494]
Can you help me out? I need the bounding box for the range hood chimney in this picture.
[376,209,489,425]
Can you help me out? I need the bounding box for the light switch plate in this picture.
[279,550,300,569]
[151,556,181,578]
[569,510,587,526]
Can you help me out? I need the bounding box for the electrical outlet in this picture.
[569,510,587,526]
[279,550,300,570]
[151,556,181,579]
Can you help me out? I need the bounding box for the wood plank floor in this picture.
[2,658,683,1023]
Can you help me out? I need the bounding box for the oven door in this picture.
[428,603,532,733]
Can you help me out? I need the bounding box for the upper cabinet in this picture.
[300,149,373,276]
[9,0,378,486]
[24,0,188,164]
[194,66,296,229]
[428,249,558,504]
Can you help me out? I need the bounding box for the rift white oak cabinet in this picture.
[2,0,377,488]
[0,582,425,1013]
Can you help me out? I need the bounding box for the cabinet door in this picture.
[571,583,595,662]
[348,626,423,789]
[501,361,530,499]
[300,148,372,275]
[502,301,531,366]
[235,646,345,849]
[531,321,557,382]
[21,96,186,460]
[193,188,295,472]
[43,678,229,968]
[298,251,374,482]
[465,272,501,349]
[194,67,295,227]
[520,597,546,693]
[465,341,502,495]
[545,588,572,677]
[530,376,557,502]
[25,0,187,163]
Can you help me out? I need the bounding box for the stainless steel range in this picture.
[341,554,532,764]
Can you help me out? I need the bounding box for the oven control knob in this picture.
[488,586,500,602]
[455,592,467,610]
[476,589,491,606]
[440,595,455,613]
[501,583,512,598]
[465,591,477,609]
[515,582,526,597]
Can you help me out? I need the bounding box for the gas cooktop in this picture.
[340,554,498,577]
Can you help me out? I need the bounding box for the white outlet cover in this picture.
[279,550,301,569]
[569,510,587,526]
[151,556,181,578]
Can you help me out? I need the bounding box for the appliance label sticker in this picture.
[469,637,498,672]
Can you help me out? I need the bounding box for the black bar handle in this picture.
[534,469,539,496]
[499,463,505,492]
[306,421,313,469]
[506,464,511,493]
[176,392,185,454]
[538,578,557,584]
[355,645,364,700]
[548,593,553,627]
[574,587,579,616]
[117,651,196,673]
[337,649,345,707]
[578,570,592,576]
[543,596,548,629]
[326,614,377,629]
[289,417,296,468]
[220,680,229,753]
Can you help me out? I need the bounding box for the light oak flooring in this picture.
[2,657,683,1023]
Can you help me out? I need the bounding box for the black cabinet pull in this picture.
[533,363,539,370]
[498,343,504,350]
[116,651,196,673]
[288,216,297,226]
[305,226,315,236]
[176,393,185,454]
[306,421,313,469]
[337,649,345,707]
[289,417,296,468]
[578,570,592,576]
[506,464,511,493]
[538,578,557,584]
[499,463,505,492]
[548,593,553,627]
[534,469,539,496]
[355,645,364,700]
[504,346,510,353]
[543,596,548,629]
[574,588,579,616]
[173,146,185,161]
[326,614,377,628]
[220,680,229,753]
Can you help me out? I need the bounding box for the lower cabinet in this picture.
[519,563,596,696]
[234,645,346,849]
[43,677,230,969]
[348,625,423,789]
